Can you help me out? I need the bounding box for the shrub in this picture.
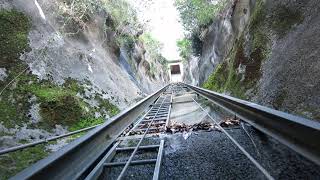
[177,38,192,59]
[140,33,163,61]
[174,0,228,33]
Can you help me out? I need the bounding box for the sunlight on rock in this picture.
[34,0,46,20]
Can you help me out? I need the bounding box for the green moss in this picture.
[1,67,91,130]
[249,0,266,32]
[116,34,136,50]
[69,117,104,131]
[0,100,18,127]
[28,85,73,102]
[0,9,119,131]
[296,107,320,122]
[273,90,287,109]
[0,65,34,128]
[203,62,228,92]
[0,10,32,128]
[202,0,272,99]
[39,95,84,129]
[0,10,31,68]
[95,95,120,116]
[1,67,119,130]
[0,145,49,179]
[224,64,246,99]
[64,78,85,94]
[203,38,247,99]
[249,0,271,60]
[270,6,303,37]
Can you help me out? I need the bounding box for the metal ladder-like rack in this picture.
[86,91,172,180]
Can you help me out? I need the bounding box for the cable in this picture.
[117,94,168,180]
[190,95,274,180]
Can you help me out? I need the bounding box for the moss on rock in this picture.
[69,117,104,131]
[0,144,49,179]
[0,8,125,180]
[95,95,120,117]
[202,0,271,100]
[273,90,287,109]
[39,95,84,128]
[0,10,31,68]
[203,62,228,92]
[270,5,304,37]
[0,10,32,128]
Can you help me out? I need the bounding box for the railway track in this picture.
[9,83,320,179]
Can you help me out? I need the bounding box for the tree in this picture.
[140,33,163,60]
[177,38,192,59]
[174,0,222,33]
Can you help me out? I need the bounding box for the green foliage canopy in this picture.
[174,0,228,33]
[177,38,192,59]
[140,33,163,61]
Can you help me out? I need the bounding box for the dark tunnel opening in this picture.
[170,64,181,75]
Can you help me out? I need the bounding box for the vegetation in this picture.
[0,145,50,179]
[102,0,140,48]
[177,38,192,60]
[0,64,119,177]
[175,0,228,60]
[174,0,228,33]
[203,44,247,99]
[140,33,163,61]
[0,10,32,128]
[39,95,84,129]
[203,0,271,99]
[69,117,104,131]
[57,0,140,48]
[95,95,120,117]
[0,10,31,68]
[0,9,119,129]
[270,5,303,37]
[102,0,139,31]
[248,0,270,60]
[139,33,168,77]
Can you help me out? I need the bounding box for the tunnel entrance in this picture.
[168,61,183,82]
[170,64,181,75]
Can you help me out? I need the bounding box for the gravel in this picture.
[160,126,320,179]
[101,124,320,179]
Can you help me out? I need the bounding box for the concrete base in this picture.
[170,93,211,125]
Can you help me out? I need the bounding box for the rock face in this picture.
[0,0,168,130]
[185,0,320,121]
[185,0,254,85]
[8,0,167,108]
[0,0,168,177]
[256,0,320,120]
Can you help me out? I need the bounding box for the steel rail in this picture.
[0,124,101,155]
[116,95,167,180]
[11,85,169,180]
[189,94,274,180]
[183,83,320,165]
[84,106,156,180]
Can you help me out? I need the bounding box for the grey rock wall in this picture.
[185,0,320,120]
[186,0,254,85]
[9,0,167,109]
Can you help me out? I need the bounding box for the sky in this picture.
[127,0,185,60]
